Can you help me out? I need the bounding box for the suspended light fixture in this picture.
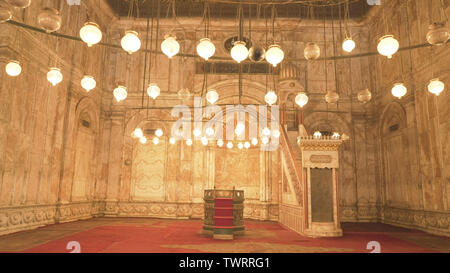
[295,92,309,108]
[206,89,219,104]
[0,4,12,23]
[132,128,144,139]
[217,139,224,147]
[5,0,30,8]
[248,44,265,62]
[113,85,127,102]
[155,129,163,137]
[147,83,160,99]
[262,127,271,137]
[244,142,250,149]
[391,83,407,99]
[47,67,63,86]
[342,37,356,53]
[264,91,277,105]
[196,38,215,61]
[205,127,215,137]
[81,75,96,92]
[377,35,399,59]
[235,122,245,136]
[261,136,269,145]
[265,44,284,67]
[357,88,372,103]
[331,132,340,139]
[251,138,258,146]
[426,22,449,46]
[193,128,202,137]
[121,30,141,54]
[79,22,102,47]
[237,142,244,150]
[201,136,208,146]
[230,41,248,63]
[139,136,147,144]
[169,137,176,145]
[272,129,280,138]
[226,141,233,149]
[304,42,321,60]
[152,137,159,145]
[325,90,339,104]
[37,8,62,33]
[161,35,180,59]
[186,139,193,146]
[313,131,322,139]
[5,60,21,76]
[427,78,445,96]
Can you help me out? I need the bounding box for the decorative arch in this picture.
[378,102,407,137]
[303,111,351,136]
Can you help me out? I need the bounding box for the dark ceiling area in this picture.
[105,0,374,20]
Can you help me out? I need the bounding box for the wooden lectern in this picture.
[202,189,244,240]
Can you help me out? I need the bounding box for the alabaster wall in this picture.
[364,0,450,236]
[0,1,116,235]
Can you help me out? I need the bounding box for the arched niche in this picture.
[71,97,100,201]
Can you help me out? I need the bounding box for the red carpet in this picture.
[14,220,449,253]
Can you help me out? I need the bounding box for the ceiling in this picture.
[105,0,374,20]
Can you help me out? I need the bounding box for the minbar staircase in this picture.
[278,126,307,235]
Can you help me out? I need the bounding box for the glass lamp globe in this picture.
[169,137,176,145]
[80,22,102,47]
[152,137,159,145]
[161,35,180,59]
[377,35,399,59]
[155,129,163,137]
[113,85,127,102]
[196,38,215,61]
[121,31,141,54]
[342,37,356,53]
[205,127,215,137]
[244,141,250,149]
[262,127,271,137]
[81,75,96,92]
[313,131,322,139]
[230,41,248,63]
[5,60,21,76]
[426,22,449,46]
[295,92,309,108]
[251,138,258,146]
[248,44,265,62]
[272,129,280,138]
[47,67,63,86]
[201,136,208,146]
[265,44,284,67]
[186,139,193,146]
[132,128,144,139]
[427,78,445,96]
[193,128,202,137]
[261,136,269,145]
[357,88,372,103]
[217,139,224,147]
[264,90,277,105]
[226,141,233,149]
[325,90,340,104]
[0,4,12,23]
[37,8,62,33]
[5,0,31,8]
[391,83,407,99]
[304,42,321,60]
[235,122,245,136]
[147,83,160,99]
[206,89,219,104]
[237,142,244,150]
[331,132,341,139]
[139,136,147,144]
